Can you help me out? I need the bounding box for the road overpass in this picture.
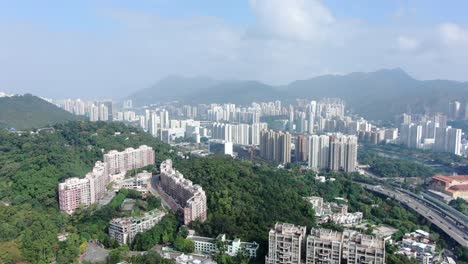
[361,183,468,247]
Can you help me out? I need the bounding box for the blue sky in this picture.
[1,0,468,98]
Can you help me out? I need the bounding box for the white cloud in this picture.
[249,0,334,41]
[438,23,468,45]
[397,36,420,51]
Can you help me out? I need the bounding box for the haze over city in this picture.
[1,0,468,98]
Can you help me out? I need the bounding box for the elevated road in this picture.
[361,183,468,247]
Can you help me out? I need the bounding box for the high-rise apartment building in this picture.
[434,126,462,155]
[400,123,423,149]
[58,177,92,214]
[295,135,309,162]
[265,223,307,264]
[250,123,268,145]
[289,105,295,133]
[59,145,154,214]
[307,102,316,134]
[260,130,292,164]
[104,145,155,175]
[85,161,109,202]
[212,122,267,146]
[449,101,461,120]
[306,229,385,264]
[309,134,357,173]
[308,135,330,171]
[159,160,207,225]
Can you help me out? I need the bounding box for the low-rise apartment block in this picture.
[397,230,437,264]
[305,197,363,225]
[108,209,165,245]
[187,234,259,258]
[306,228,385,264]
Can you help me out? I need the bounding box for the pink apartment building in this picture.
[159,159,207,225]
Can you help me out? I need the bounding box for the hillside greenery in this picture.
[358,148,437,178]
[0,94,82,130]
[173,155,432,261]
[0,121,173,263]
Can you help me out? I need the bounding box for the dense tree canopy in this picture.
[358,148,436,178]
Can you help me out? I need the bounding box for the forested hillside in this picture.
[0,121,173,263]
[0,94,82,130]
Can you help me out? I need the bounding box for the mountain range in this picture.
[128,69,468,121]
[0,94,82,130]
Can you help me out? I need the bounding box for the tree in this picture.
[108,246,129,264]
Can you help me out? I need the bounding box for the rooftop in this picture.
[432,175,468,183]
[447,184,468,192]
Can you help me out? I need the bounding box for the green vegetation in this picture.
[259,115,289,129]
[358,147,437,177]
[456,246,468,264]
[176,156,315,247]
[449,198,468,215]
[172,155,428,260]
[0,94,82,130]
[363,143,468,174]
[128,251,175,264]
[386,244,419,264]
[0,121,173,263]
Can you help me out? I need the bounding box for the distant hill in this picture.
[0,94,82,130]
[128,69,468,121]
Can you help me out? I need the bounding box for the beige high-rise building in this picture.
[260,129,291,164]
[265,223,307,264]
[329,134,357,173]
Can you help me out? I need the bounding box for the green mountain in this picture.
[128,69,468,121]
[0,94,82,130]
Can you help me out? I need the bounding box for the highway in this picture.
[361,183,468,247]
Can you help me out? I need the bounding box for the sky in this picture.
[1,0,468,99]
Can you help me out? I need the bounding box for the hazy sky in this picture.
[1,0,468,99]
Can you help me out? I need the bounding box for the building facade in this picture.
[104,145,155,175]
[58,177,92,214]
[108,210,165,245]
[59,145,153,214]
[260,129,292,164]
[265,223,307,264]
[430,175,468,200]
[159,159,207,225]
[187,234,259,258]
[306,229,385,264]
[308,134,357,173]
